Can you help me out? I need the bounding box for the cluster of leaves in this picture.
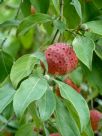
[0,0,102,136]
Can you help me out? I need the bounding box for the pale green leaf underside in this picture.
[55,80,90,133]
[55,98,80,136]
[10,54,35,88]
[72,36,95,70]
[0,84,15,113]
[13,76,48,117]
[38,89,56,121]
[83,20,102,36]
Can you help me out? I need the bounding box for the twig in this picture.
[51,29,59,44]
[60,0,64,21]
[89,88,94,109]
[65,29,76,37]
[15,0,22,19]
[51,0,64,43]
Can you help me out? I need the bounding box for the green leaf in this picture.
[0,50,13,83]
[70,0,82,20]
[81,123,94,136]
[29,103,41,128]
[19,29,34,50]
[68,67,83,85]
[72,36,95,69]
[10,54,36,88]
[30,0,50,13]
[63,0,80,28]
[55,98,80,136]
[17,13,53,35]
[15,123,35,136]
[95,39,102,60]
[53,20,67,33]
[0,83,15,113]
[2,103,14,120]
[0,115,8,124]
[37,89,56,121]
[65,100,94,136]
[21,0,31,17]
[33,52,48,72]
[10,53,47,89]
[0,20,20,28]
[0,0,3,4]
[82,20,102,36]
[82,1,100,22]
[95,44,102,60]
[55,80,90,132]
[93,0,102,9]
[51,0,60,14]
[13,76,48,117]
[84,32,101,42]
[3,36,20,58]
[82,55,102,95]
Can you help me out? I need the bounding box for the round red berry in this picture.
[45,43,78,75]
[90,109,102,131]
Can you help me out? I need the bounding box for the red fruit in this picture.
[31,6,36,14]
[56,79,81,97]
[56,86,61,97]
[45,43,78,75]
[64,79,81,93]
[50,133,60,136]
[90,109,102,131]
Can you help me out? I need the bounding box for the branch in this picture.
[51,0,64,43]
[60,0,64,21]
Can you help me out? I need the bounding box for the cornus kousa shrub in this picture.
[0,0,102,136]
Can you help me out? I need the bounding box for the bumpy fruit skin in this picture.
[45,43,78,75]
[90,109,102,131]
[50,133,60,136]
[56,79,81,97]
